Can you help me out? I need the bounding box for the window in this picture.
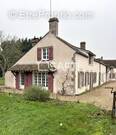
[93,72,97,83]
[85,72,89,86]
[34,73,38,85]
[78,72,84,88]
[33,72,48,87]
[42,48,49,60]
[20,73,25,85]
[89,56,94,64]
[37,47,53,61]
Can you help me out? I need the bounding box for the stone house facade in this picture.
[5,17,110,95]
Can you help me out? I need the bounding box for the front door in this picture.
[19,73,25,89]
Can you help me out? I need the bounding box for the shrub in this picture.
[24,86,50,102]
[0,77,4,85]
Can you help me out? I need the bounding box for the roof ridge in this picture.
[56,36,96,57]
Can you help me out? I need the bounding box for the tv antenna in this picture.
[50,0,52,18]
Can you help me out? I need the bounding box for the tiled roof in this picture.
[102,60,116,67]
[9,63,57,72]
[9,64,38,72]
[57,36,95,57]
[31,32,96,58]
[95,59,107,66]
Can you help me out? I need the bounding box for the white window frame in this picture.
[33,72,48,89]
[20,72,25,89]
[42,48,49,60]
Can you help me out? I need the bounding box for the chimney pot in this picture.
[80,42,86,50]
[101,56,103,60]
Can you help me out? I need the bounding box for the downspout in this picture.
[106,66,109,82]
[72,52,77,95]
[99,61,101,86]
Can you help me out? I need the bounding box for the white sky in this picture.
[0,0,116,59]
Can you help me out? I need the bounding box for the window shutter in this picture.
[85,72,87,86]
[28,72,32,87]
[24,73,28,88]
[37,48,41,61]
[16,72,19,89]
[24,72,32,88]
[78,72,80,88]
[88,73,90,85]
[49,47,53,60]
[82,72,84,87]
[48,73,53,92]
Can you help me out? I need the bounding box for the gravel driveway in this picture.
[57,81,116,110]
[78,81,116,110]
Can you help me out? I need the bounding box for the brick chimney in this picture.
[80,42,86,50]
[31,36,42,46]
[49,17,59,36]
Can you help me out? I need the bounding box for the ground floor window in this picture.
[93,72,97,84]
[20,73,24,85]
[33,72,48,87]
[19,73,25,89]
[78,71,97,88]
[85,72,89,86]
[78,72,84,88]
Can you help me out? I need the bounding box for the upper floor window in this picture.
[37,47,53,61]
[89,56,94,64]
[42,48,49,60]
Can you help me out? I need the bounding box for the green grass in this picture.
[0,77,4,85]
[0,93,116,135]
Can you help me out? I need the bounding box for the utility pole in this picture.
[105,87,116,118]
[111,89,116,118]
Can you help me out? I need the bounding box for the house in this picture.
[5,17,108,95]
[102,60,116,81]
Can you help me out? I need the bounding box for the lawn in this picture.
[0,77,4,85]
[0,93,116,135]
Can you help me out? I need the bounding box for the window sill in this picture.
[41,59,49,61]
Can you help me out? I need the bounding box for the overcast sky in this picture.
[0,0,116,59]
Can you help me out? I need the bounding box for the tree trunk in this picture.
[0,65,5,77]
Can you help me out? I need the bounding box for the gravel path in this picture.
[78,82,116,110]
[57,81,116,110]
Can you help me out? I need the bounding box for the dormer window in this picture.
[42,48,49,60]
[89,56,94,64]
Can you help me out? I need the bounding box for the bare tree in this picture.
[61,69,70,95]
[0,54,6,77]
[0,31,6,77]
[58,68,74,95]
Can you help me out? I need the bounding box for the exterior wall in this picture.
[7,33,75,94]
[75,54,106,94]
[100,64,107,84]
[5,32,107,95]
[5,71,15,88]
[107,68,116,81]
